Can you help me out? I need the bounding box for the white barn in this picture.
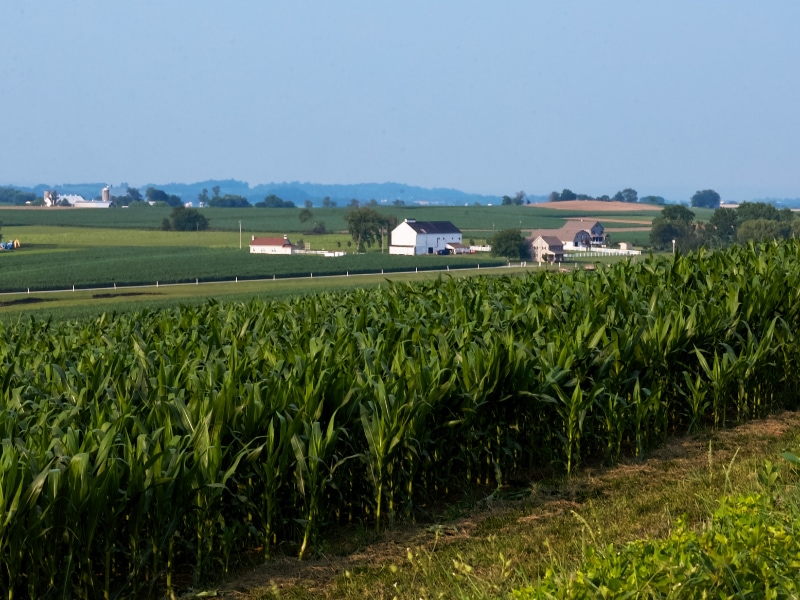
[389,219,462,255]
[250,235,296,255]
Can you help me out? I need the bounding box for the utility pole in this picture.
[239,220,242,250]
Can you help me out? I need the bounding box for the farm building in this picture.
[530,235,564,262]
[250,235,296,255]
[528,220,606,250]
[389,219,462,255]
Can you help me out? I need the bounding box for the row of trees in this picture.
[548,188,648,203]
[547,188,722,208]
[111,187,183,208]
[0,186,36,205]
[650,201,799,251]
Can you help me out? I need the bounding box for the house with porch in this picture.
[530,235,564,262]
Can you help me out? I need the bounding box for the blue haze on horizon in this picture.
[1,1,798,203]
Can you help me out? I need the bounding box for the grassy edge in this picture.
[221,411,800,599]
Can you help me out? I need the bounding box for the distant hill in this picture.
[2,180,540,207]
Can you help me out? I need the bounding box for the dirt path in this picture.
[205,411,800,598]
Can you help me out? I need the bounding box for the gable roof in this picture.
[536,235,564,246]
[401,220,461,234]
[528,221,602,244]
[251,236,294,247]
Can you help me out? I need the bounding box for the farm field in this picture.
[0,204,655,301]
[0,204,660,234]
[0,264,534,321]
[1,241,799,598]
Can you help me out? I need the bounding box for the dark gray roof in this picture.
[403,220,461,234]
[538,235,563,246]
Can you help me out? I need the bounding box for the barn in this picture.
[389,219,462,255]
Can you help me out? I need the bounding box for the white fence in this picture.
[564,247,641,259]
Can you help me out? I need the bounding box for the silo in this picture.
[102,186,110,202]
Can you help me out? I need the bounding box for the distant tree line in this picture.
[111,187,183,208]
[0,187,37,205]
[501,191,529,205]
[547,188,653,204]
[650,201,800,251]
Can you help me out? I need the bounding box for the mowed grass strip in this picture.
[243,412,800,600]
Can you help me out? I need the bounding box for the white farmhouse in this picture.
[389,219,462,255]
[250,235,296,255]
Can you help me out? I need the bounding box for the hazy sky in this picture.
[1,2,798,201]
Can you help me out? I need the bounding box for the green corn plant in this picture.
[291,416,346,560]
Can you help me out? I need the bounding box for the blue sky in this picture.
[1,1,798,202]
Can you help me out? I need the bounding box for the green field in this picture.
[0,205,654,300]
[0,241,798,598]
[0,204,659,234]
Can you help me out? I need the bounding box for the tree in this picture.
[322,196,336,208]
[299,207,313,223]
[392,199,405,207]
[691,189,721,208]
[304,199,313,209]
[147,187,183,207]
[198,188,209,205]
[127,187,142,202]
[212,186,221,200]
[209,194,250,208]
[736,201,781,223]
[345,207,392,252]
[708,207,737,246]
[502,195,514,205]
[649,205,698,250]
[489,229,527,260]
[256,194,295,208]
[548,191,561,202]
[661,205,695,223]
[561,189,577,201]
[348,199,360,208]
[514,191,527,205]
[737,218,791,244]
[620,188,638,203]
[169,206,209,231]
[640,195,665,205]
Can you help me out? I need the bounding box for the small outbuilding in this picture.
[250,235,296,255]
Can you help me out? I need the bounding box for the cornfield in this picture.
[2,241,800,598]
